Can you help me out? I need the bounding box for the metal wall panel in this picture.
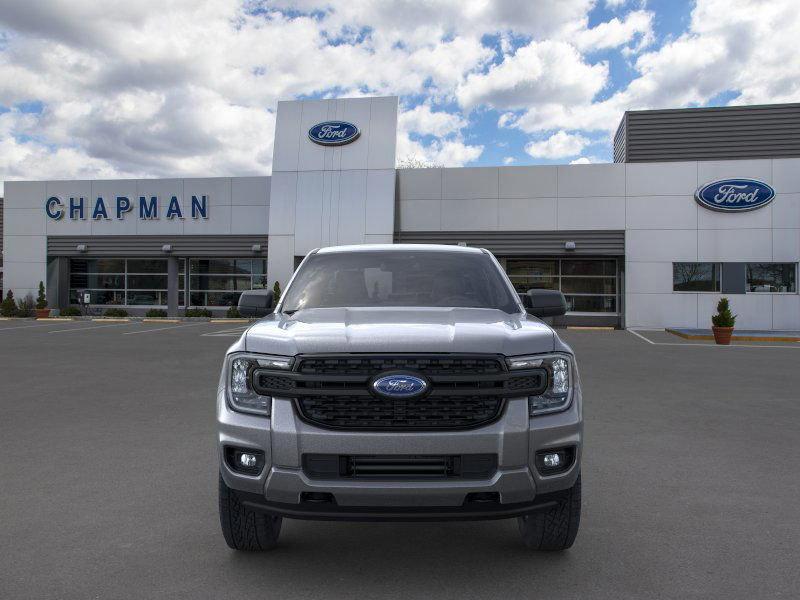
[394,230,624,256]
[614,103,800,162]
[47,235,268,257]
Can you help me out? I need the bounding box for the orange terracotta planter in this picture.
[35,308,51,318]
[712,326,734,345]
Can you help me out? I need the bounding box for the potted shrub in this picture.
[35,281,50,318]
[711,297,736,345]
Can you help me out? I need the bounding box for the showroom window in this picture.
[673,263,721,292]
[188,258,268,307]
[69,259,185,306]
[746,263,797,293]
[505,259,617,313]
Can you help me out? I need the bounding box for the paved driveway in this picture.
[1,321,798,599]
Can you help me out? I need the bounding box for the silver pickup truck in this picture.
[217,244,582,551]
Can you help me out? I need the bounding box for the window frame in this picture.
[504,257,619,315]
[745,262,798,294]
[672,262,723,294]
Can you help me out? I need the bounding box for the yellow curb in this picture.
[665,328,800,343]
[210,319,249,323]
[567,326,615,330]
[143,318,180,323]
[37,317,74,321]
[91,318,131,323]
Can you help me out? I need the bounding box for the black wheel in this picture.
[518,473,581,551]
[219,474,282,551]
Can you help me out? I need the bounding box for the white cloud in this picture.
[525,130,589,159]
[569,157,592,164]
[398,104,466,137]
[505,0,800,138]
[396,132,483,167]
[0,0,798,190]
[503,156,515,165]
[572,10,653,52]
[457,40,608,110]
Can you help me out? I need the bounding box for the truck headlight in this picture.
[507,353,573,416]
[226,353,293,416]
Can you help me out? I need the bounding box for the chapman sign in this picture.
[695,179,775,212]
[308,121,360,146]
[45,195,209,221]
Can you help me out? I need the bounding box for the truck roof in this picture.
[315,244,484,255]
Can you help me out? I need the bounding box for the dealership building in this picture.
[2,97,800,329]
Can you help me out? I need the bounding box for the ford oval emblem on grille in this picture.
[372,374,428,399]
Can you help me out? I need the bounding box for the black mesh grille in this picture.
[251,354,547,431]
[297,395,502,429]
[255,373,295,391]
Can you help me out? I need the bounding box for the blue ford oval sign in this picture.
[372,374,428,399]
[695,179,775,212]
[308,121,360,146]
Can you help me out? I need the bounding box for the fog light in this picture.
[543,453,561,468]
[535,447,574,475]
[239,453,258,468]
[225,447,265,475]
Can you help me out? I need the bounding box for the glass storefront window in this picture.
[673,263,721,292]
[505,258,618,314]
[69,258,182,307]
[560,260,616,276]
[746,263,797,293]
[187,258,268,307]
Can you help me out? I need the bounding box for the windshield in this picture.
[281,250,519,313]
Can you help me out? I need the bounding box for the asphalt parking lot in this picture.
[1,320,798,599]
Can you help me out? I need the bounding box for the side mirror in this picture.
[525,289,567,318]
[237,289,274,318]
[518,293,533,310]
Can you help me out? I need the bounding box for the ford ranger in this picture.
[217,244,582,551]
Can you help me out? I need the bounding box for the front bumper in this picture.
[217,383,582,521]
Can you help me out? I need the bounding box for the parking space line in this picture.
[201,326,249,337]
[0,322,79,332]
[627,329,655,345]
[123,322,209,335]
[47,322,136,334]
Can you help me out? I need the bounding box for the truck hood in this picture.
[243,307,555,356]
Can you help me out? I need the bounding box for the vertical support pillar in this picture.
[56,257,70,309]
[167,256,179,317]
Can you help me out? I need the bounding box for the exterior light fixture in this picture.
[565,241,576,251]
[76,244,88,253]
[251,244,262,253]
[161,244,172,253]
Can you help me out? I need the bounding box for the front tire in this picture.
[219,474,282,551]
[518,473,581,551]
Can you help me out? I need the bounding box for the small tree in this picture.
[711,297,736,328]
[273,280,282,304]
[1,290,17,317]
[36,281,47,310]
[396,155,444,169]
[16,293,36,317]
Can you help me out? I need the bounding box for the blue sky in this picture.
[0,0,798,189]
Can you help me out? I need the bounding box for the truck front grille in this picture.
[251,354,547,431]
[297,394,502,429]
